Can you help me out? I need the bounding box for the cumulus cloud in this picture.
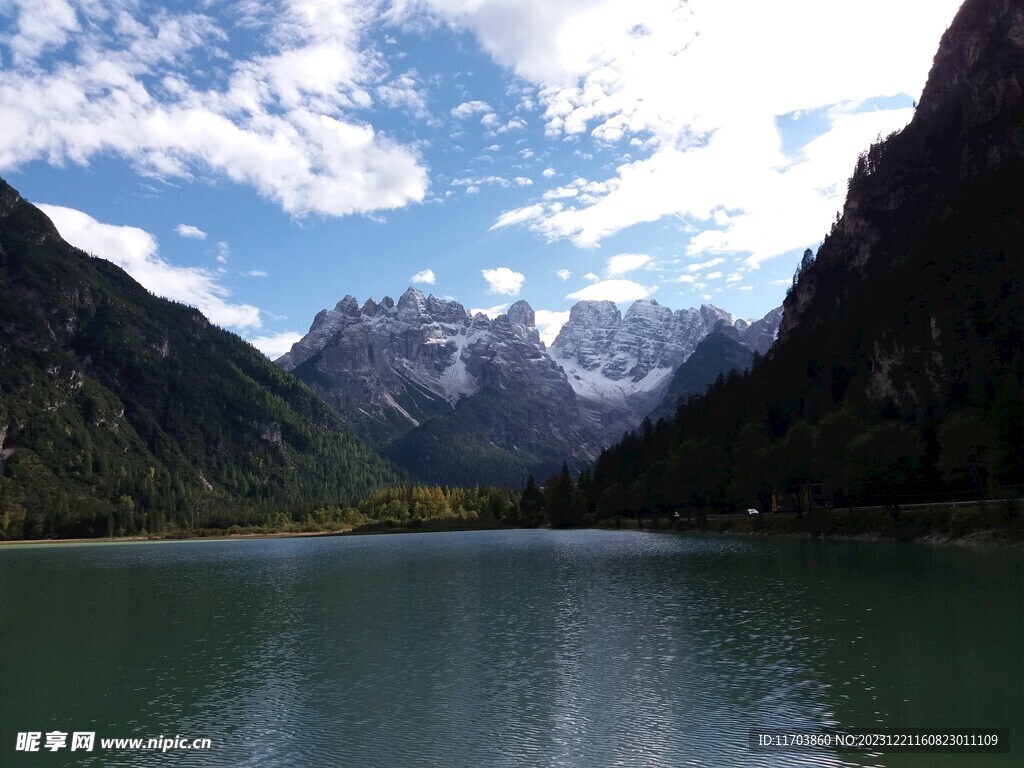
[481,266,525,295]
[411,268,436,284]
[567,279,655,303]
[556,269,570,280]
[176,223,207,240]
[605,252,651,277]
[0,0,428,218]
[40,204,262,330]
[582,272,600,282]
[451,100,493,118]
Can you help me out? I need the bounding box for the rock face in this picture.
[738,306,784,355]
[549,300,779,441]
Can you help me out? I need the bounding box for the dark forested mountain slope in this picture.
[583,0,1023,514]
[0,179,400,539]
[648,326,756,424]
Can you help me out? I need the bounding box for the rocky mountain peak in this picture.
[506,300,535,328]
[336,295,361,317]
[396,285,427,314]
[566,300,621,327]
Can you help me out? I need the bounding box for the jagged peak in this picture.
[623,299,672,322]
[506,300,535,328]
[397,286,427,310]
[336,295,360,316]
[566,299,621,325]
[426,294,469,323]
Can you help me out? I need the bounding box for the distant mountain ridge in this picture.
[278,288,781,484]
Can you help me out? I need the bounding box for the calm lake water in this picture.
[0,530,1020,767]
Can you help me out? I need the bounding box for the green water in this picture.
[0,530,1020,767]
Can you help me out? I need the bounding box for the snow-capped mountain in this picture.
[277,288,781,484]
[276,288,564,446]
[548,300,780,441]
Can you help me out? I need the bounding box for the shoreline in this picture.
[4,508,1023,549]
[0,528,355,547]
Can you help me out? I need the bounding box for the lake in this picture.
[1,530,1020,766]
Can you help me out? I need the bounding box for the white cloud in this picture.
[542,167,556,178]
[605,252,651,277]
[496,117,527,133]
[704,271,723,280]
[244,270,269,277]
[176,223,207,240]
[556,269,571,280]
[687,257,725,272]
[40,204,262,330]
[216,241,230,265]
[452,175,513,189]
[534,309,570,346]
[490,203,546,230]
[567,279,655,303]
[676,274,695,284]
[451,100,493,118]
[248,331,304,359]
[411,268,436,284]
[0,0,428,218]
[432,0,962,260]
[376,70,430,119]
[582,272,600,282]
[3,0,79,65]
[481,266,525,295]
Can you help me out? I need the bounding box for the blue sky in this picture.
[0,0,963,355]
